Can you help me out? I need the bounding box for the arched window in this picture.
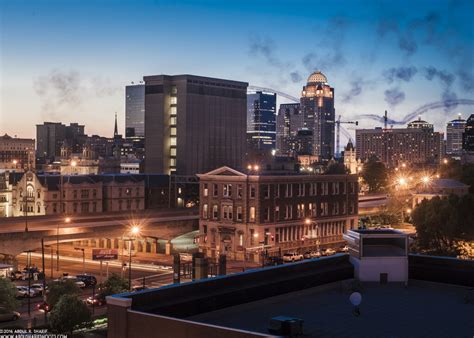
[26,185,34,198]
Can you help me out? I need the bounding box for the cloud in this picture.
[341,79,363,103]
[384,66,418,83]
[290,71,302,83]
[384,87,405,107]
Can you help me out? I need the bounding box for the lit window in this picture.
[170,148,176,156]
[170,137,177,146]
[249,207,256,222]
[170,127,177,136]
[170,106,177,115]
[170,97,177,105]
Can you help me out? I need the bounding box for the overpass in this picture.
[358,194,388,216]
[0,209,199,257]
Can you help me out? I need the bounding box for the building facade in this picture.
[276,103,303,155]
[462,114,474,164]
[8,172,145,216]
[246,91,277,154]
[125,84,145,138]
[0,134,35,172]
[197,166,358,261]
[300,71,335,160]
[356,119,444,167]
[446,115,466,156]
[343,140,359,174]
[36,122,85,161]
[144,74,248,176]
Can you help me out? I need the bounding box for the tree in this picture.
[49,294,92,334]
[47,280,81,309]
[0,278,20,312]
[361,157,387,193]
[325,162,349,175]
[412,194,474,256]
[98,273,129,299]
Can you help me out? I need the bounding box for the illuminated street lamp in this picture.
[398,177,407,186]
[443,158,448,165]
[126,224,141,291]
[421,176,431,184]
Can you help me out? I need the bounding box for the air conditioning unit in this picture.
[268,316,304,336]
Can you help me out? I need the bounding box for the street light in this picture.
[57,217,71,272]
[305,218,320,253]
[421,176,431,184]
[125,224,141,291]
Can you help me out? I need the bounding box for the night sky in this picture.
[1,0,473,140]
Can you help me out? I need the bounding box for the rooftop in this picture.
[188,282,474,338]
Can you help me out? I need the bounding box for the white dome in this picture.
[307,71,328,84]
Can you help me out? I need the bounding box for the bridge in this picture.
[0,209,199,258]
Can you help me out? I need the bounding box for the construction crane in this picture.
[335,115,358,158]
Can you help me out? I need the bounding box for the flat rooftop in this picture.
[188,282,474,338]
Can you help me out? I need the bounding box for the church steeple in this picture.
[114,113,118,137]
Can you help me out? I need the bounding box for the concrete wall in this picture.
[409,254,474,287]
[351,256,408,282]
[107,255,353,338]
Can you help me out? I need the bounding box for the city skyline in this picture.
[1,0,473,140]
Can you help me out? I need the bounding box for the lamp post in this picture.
[125,225,141,291]
[305,218,320,253]
[57,217,71,273]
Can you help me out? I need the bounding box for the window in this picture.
[333,202,339,215]
[170,106,177,115]
[237,185,243,198]
[239,233,243,246]
[53,203,57,213]
[310,183,317,196]
[213,184,218,197]
[170,137,177,146]
[264,207,270,221]
[250,229,255,245]
[171,85,177,94]
[212,205,218,219]
[52,193,58,199]
[118,200,123,210]
[298,183,305,197]
[82,202,90,213]
[223,184,232,197]
[170,127,177,136]
[350,201,355,214]
[170,116,177,125]
[93,189,97,198]
[93,202,97,212]
[221,205,233,220]
[275,206,280,220]
[135,199,140,209]
[170,96,177,105]
[263,184,270,199]
[285,205,292,219]
[81,190,89,199]
[37,191,41,198]
[236,206,243,221]
[170,148,177,156]
[322,182,328,195]
[320,202,328,216]
[297,203,305,218]
[275,184,280,198]
[334,182,340,195]
[228,206,233,220]
[342,201,347,214]
[250,185,256,198]
[249,207,256,222]
[203,184,208,197]
[222,206,228,219]
[285,184,293,197]
[37,204,40,213]
[73,203,78,213]
[342,182,347,194]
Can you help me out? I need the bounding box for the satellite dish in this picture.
[349,292,362,306]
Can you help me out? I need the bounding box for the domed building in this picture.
[300,71,335,161]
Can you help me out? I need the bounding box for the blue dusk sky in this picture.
[0,0,473,140]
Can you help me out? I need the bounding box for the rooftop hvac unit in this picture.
[268,316,304,336]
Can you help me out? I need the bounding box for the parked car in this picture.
[10,270,24,280]
[322,248,336,256]
[30,284,47,296]
[0,309,20,322]
[36,301,51,313]
[16,286,37,298]
[338,245,349,253]
[86,294,106,306]
[76,274,97,287]
[311,251,322,258]
[131,285,149,292]
[283,252,303,263]
[53,276,86,288]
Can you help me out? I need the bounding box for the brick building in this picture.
[197,166,358,261]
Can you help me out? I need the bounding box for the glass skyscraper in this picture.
[247,91,277,153]
[125,84,145,138]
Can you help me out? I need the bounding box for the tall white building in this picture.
[446,114,466,156]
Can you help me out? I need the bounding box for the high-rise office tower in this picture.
[246,91,276,154]
[446,114,466,156]
[125,84,145,138]
[144,74,248,175]
[276,103,303,154]
[36,122,86,161]
[463,114,474,152]
[300,71,335,160]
